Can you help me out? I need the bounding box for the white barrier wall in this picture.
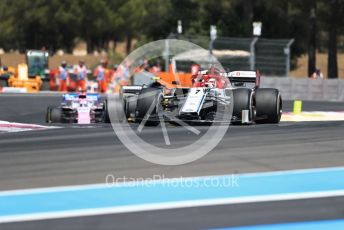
[260,77,344,102]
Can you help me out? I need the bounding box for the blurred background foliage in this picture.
[0,0,343,61]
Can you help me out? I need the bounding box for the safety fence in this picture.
[261,77,344,102]
[212,37,255,71]
[169,35,294,77]
[212,37,294,76]
[255,39,294,76]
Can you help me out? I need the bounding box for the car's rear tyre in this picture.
[46,107,52,123]
[255,88,282,124]
[232,88,253,123]
[103,99,110,123]
[136,88,161,126]
[46,106,62,123]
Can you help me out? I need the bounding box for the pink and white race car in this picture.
[46,93,109,124]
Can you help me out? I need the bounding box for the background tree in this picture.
[0,0,343,76]
[326,0,340,78]
[297,0,318,77]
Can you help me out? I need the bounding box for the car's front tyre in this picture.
[136,88,162,126]
[46,106,62,123]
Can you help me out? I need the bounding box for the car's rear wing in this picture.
[63,93,100,101]
[121,86,143,95]
[227,71,261,87]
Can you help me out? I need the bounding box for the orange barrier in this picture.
[157,72,192,88]
[8,76,42,93]
[8,64,42,93]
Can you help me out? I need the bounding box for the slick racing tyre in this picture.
[232,88,253,123]
[124,96,137,119]
[46,107,52,123]
[102,99,111,123]
[255,88,282,124]
[46,106,62,123]
[136,88,162,126]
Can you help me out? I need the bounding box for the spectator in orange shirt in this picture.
[74,60,87,92]
[93,59,110,93]
[58,61,69,92]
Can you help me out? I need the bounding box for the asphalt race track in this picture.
[0,93,344,229]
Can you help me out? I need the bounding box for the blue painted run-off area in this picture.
[1,167,344,217]
[213,219,344,230]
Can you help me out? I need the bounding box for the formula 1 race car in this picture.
[46,93,109,124]
[121,68,282,125]
[227,70,282,124]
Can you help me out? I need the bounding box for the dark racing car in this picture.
[120,68,282,125]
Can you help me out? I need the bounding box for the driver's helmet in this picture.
[205,78,216,88]
[191,64,200,76]
[191,64,201,83]
[79,99,88,107]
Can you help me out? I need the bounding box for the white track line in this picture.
[0,190,343,224]
[1,166,344,196]
[0,121,59,133]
